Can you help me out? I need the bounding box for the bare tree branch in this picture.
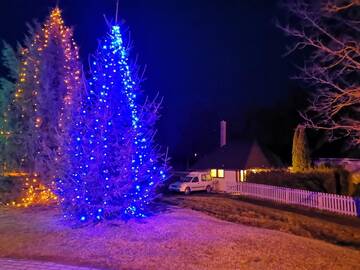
[279,0,360,146]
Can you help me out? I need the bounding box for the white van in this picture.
[168,172,214,195]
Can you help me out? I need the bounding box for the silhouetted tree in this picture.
[279,0,360,146]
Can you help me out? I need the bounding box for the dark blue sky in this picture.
[0,0,302,165]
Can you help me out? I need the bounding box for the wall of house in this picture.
[213,170,237,192]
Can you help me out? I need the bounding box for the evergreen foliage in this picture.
[57,24,169,222]
[292,125,311,172]
[7,8,83,184]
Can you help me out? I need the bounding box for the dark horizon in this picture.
[0,0,323,168]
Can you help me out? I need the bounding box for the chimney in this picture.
[220,120,226,147]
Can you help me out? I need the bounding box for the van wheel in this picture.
[206,185,212,193]
[184,187,191,195]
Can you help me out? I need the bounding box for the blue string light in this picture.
[57,24,168,222]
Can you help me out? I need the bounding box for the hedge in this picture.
[246,168,352,195]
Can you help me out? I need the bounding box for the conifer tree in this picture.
[0,41,19,171]
[57,23,169,222]
[8,7,83,184]
[292,125,311,172]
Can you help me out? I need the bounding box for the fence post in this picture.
[318,194,323,210]
[285,188,289,203]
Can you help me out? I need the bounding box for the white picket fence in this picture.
[226,182,359,217]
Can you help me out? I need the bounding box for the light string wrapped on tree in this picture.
[0,41,18,172]
[6,173,58,208]
[5,7,83,207]
[57,23,169,222]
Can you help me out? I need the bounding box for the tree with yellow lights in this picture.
[0,41,19,172]
[5,7,83,206]
[4,23,40,173]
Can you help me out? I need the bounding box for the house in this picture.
[190,121,282,191]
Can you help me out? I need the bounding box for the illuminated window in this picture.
[210,169,225,178]
[236,170,247,182]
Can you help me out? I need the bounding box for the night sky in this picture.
[0,0,307,167]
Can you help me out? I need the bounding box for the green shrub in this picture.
[352,184,360,197]
[349,172,360,196]
[292,125,311,172]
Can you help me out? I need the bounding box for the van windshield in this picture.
[180,177,193,182]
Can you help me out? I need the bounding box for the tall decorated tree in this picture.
[7,31,40,173]
[0,41,19,172]
[57,23,169,222]
[8,7,82,184]
[4,7,82,206]
[0,24,38,172]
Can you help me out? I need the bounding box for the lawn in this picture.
[0,198,359,270]
[163,194,360,249]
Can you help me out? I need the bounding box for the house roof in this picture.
[192,140,283,170]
